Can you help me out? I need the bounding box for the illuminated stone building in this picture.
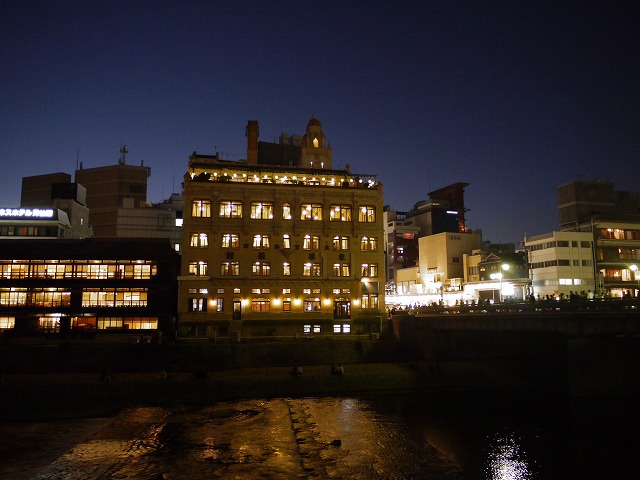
[0,238,179,341]
[179,117,385,339]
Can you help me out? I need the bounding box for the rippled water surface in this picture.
[27,393,640,479]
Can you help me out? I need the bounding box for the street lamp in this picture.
[500,264,510,302]
[631,264,639,297]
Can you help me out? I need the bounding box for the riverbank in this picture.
[0,359,544,422]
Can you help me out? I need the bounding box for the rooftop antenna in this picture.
[119,145,128,165]
[76,148,79,171]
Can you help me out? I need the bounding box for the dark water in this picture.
[33,392,639,479]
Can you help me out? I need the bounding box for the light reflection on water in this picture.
[485,433,533,480]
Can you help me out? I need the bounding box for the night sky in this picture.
[1,1,638,244]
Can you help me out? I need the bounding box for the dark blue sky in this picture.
[1,1,638,243]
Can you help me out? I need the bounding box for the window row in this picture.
[71,316,158,330]
[0,316,158,332]
[528,240,593,251]
[0,260,157,280]
[191,233,378,251]
[0,287,148,307]
[0,225,63,238]
[597,228,640,241]
[192,200,377,222]
[529,259,592,269]
[188,261,379,278]
[187,295,379,313]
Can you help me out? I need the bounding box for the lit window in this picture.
[252,234,271,249]
[188,261,208,276]
[282,234,291,249]
[304,298,321,311]
[303,235,320,250]
[361,236,378,250]
[330,205,352,222]
[301,204,323,221]
[0,317,15,330]
[303,263,321,277]
[190,233,208,248]
[359,206,376,222]
[333,236,350,250]
[283,262,291,276]
[192,200,211,218]
[282,203,292,220]
[361,263,378,278]
[222,234,240,248]
[283,298,291,311]
[313,137,319,148]
[216,298,224,312]
[220,262,240,276]
[332,263,350,277]
[219,201,243,218]
[189,298,207,312]
[252,261,271,276]
[361,294,379,309]
[251,299,271,312]
[250,202,274,220]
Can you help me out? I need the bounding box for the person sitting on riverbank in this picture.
[291,365,303,376]
[331,364,344,376]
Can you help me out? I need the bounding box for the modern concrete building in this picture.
[0,206,87,240]
[383,208,420,292]
[18,172,92,239]
[383,182,470,289]
[524,231,595,299]
[178,117,386,339]
[22,149,182,249]
[418,231,482,298]
[0,238,180,342]
[74,146,151,237]
[557,179,640,297]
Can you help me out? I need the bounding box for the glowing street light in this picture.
[500,264,510,303]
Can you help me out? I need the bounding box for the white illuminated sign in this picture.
[0,208,55,218]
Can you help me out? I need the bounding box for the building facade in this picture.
[419,231,482,296]
[557,179,640,297]
[75,147,151,237]
[383,182,470,289]
[524,231,595,299]
[178,118,386,339]
[0,238,180,342]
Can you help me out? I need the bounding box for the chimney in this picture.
[246,120,259,165]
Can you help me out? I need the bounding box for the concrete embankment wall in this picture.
[0,338,423,374]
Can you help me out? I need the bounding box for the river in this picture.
[7,390,631,480]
